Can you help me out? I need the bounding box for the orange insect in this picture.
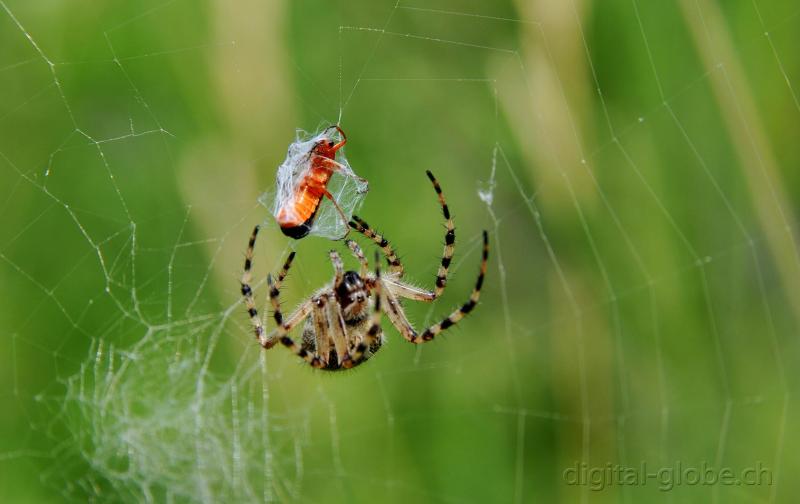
[274,125,368,239]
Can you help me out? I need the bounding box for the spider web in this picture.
[1,0,799,502]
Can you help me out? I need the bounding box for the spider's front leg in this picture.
[348,216,404,276]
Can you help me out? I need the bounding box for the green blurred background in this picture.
[1,0,799,502]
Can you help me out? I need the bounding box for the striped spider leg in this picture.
[348,170,455,298]
[240,224,295,349]
[347,170,488,343]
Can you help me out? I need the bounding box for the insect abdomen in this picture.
[277,166,332,238]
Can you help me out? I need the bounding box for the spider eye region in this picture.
[336,271,367,309]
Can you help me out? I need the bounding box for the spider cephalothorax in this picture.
[241,170,488,370]
[335,270,369,317]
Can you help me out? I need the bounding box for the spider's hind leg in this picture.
[348,171,455,300]
[414,231,489,343]
[426,170,455,300]
[268,274,323,368]
[241,225,265,343]
[241,224,300,349]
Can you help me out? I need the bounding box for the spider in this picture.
[240,170,488,370]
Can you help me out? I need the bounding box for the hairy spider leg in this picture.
[349,170,454,298]
[426,169,456,299]
[414,231,489,343]
[348,215,404,276]
[268,276,324,368]
[241,225,296,348]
